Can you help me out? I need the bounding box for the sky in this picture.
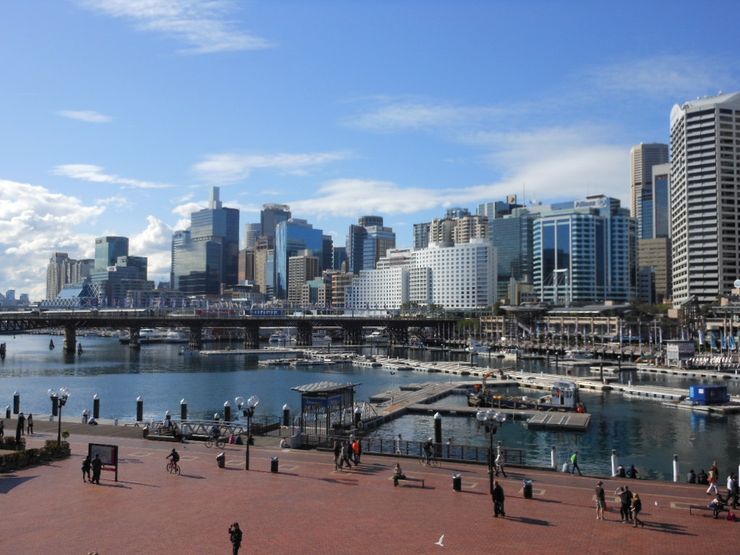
[1,0,740,301]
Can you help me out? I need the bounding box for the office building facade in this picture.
[630,143,669,240]
[275,219,323,298]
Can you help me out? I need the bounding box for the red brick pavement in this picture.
[1,429,737,554]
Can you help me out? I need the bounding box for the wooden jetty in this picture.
[526,412,591,431]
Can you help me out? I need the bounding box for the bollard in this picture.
[434,412,442,445]
[217,452,225,468]
[224,401,231,422]
[611,449,618,477]
[5,406,10,419]
[180,399,188,421]
[673,454,679,483]
[282,404,290,427]
[93,394,100,419]
[523,479,533,499]
[271,457,279,473]
[13,392,19,414]
[354,406,361,428]
[550,446,557,470]
[51,396,58,417]
[136,396,143,422]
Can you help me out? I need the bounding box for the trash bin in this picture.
[452,473,462,492]
[216,452,226,468]
[523,479,533,499]
[271,457,279,473]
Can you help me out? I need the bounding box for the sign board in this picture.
[88,443,119,482]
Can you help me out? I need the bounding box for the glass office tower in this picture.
[275,219,324,298]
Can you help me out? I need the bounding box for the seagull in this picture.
[434,534,445,547]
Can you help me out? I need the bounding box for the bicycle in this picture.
[205,436,225,449]
[419,451,439,467]
[166,460,181,475]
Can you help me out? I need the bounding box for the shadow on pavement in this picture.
[0,474,37,494]
[179,474,206,479]
[320,477,360,486]
[642,522,696,536]
[504,516,550,526]
[118,480,160,488]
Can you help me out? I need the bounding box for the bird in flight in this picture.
[434,534,445,547]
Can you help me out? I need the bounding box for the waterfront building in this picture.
[413,222,431,250]
[345,239,495,311]
[260,204,291,242]
[671,92,740,304]
[170,187,240,296]
[532,195,636,304]
[46,253,94,300]
[275,219,324,298]
[491,207,536,303]
[287,251,320,305]
[630,143,669,240]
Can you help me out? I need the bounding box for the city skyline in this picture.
[2,1,740,299]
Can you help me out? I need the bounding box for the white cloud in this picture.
[0,179,109,300]
[585,55,736,100]
[130,215,173,281]
[52,164,174,190]
[193,151,350,184]
[79,0,273,54]
[57,110,113,123]
[345,97,511,133]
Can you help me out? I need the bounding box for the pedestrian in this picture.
[15,418,22,443]
[616,485,633,523]
[698,469,708,485]
[570,451,582,476]
[687,469,696,484]
[341,440,353,469]
[710,460,719,483]
[0,418,4,439]
[595,480,607,520]
[352,438,362,465]
[631,493,644,527]
[333,440,341,471]
[492,480,506,518]
[395,433,402,455]
[726,473,738,509]
[706,468,718,495]
[27,413,33,435]
[17,412,25,436]
[91,454,102,484]
[82,456,92,483]
[494,451,507,478]
[228,522,242,555]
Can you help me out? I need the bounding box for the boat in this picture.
[466,339,489,354]
[564,349,593,361]
[365,330,389,345]
[268,330,292,346]
[164,329,189,343]
[139,328,168,343]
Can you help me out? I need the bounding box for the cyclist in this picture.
[166,448,180,471]
[422,438,434,465]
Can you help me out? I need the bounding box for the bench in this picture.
[393,475,425,488]
[689,502,726,518]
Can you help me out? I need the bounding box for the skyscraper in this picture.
[345,216,395,273]
[490,208,536,302]
[244,223,261,249]
[171,187,240,295]
[260,204,291,241]
[95,236,129,270]
[671,92,740,304]
[630,143,669,240]
[275,219,323,298]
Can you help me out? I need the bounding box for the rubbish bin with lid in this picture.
[452,473,462,492]
[523,479,533,499]
[271,457,279,473]
[216,452,226,468]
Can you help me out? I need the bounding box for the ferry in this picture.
[268,331,291,346]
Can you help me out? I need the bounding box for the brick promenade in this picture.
[1,420,737,554]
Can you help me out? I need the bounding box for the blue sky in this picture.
[1,0,739,300]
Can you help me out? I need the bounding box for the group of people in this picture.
[4,413,34,442]
[594,482,644,527]
[333,438,361,470]
[615,464,639,479]
[81,454,103,484]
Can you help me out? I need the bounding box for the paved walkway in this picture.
[0,424,737,554]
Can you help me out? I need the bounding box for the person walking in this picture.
[229,522,243,555]
[352,438,362,465]
[706,468,719,495]
[341,440,353,469]
[333,440,341,471]
[82,456,92,483]
[0,418,4,439]
[17,412,25,437]
[492,480,506,518]
[726,473,738,509]
[494,451,507,478]
[91,454,102,485]
[26,413,33,435]
[595,480,607,520]
[631,493,644,527]
[570,451,582,476]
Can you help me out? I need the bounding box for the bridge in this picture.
[0,310,457,353]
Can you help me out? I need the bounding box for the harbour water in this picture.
[1,333,738,481]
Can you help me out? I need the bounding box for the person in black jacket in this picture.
[631,493,644,527]
[492,480,506,518]
[229,522,243,555]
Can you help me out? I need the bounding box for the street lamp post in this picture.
[48,387,69,446]
[476,409,506,494]
[237,395,260,470]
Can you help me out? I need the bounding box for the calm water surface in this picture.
[1,333,737,481]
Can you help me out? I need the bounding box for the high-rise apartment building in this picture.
[288,251,320,305]
[533,195,636,304]
[630,144,669,240]
[171,187,240,295]
[671,92,740,304]
[253,236,275,297]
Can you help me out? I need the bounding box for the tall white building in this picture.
[345,239,496,310]
[671,92,740,304]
